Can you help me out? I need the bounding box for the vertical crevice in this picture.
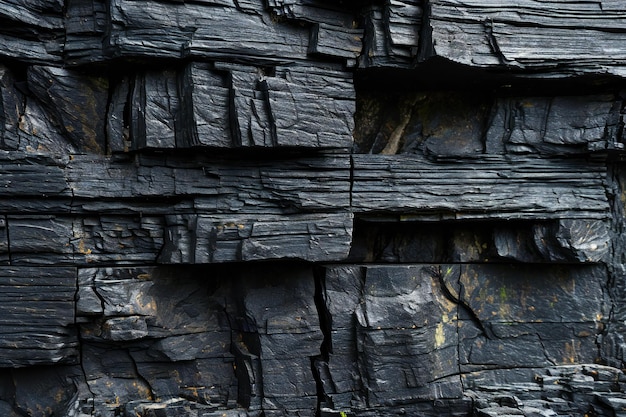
[354,265,368,409]
[227,276,264,414]
[536,333,558,366]
[227,71,243,147]
[435,265,491,340]
[617,92,626,146]
[75,344,96,416]
[348,154,355,209]
[8,371,26,417]
[258,77,278,148]
[539,97,553,144]
[416,0,433,63]
[122,76,133,152]
[485,18,507,67]
[74,268,96,417]
[4,216,10,265]
[480,96,497,154]
[127,349,155,403]
[357,6,378,70]
[599,160,623,367]
[14,70,28,152]
[312,265,332,415]
[103,75,113,155]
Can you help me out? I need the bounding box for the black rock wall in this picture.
[0,1,626,416]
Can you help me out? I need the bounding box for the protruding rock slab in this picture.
[352,154,609,220]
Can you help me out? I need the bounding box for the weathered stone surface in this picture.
[352,154,609,220]
[240,269,322,416]
[67,152,351,210]
[358,266,460,398]
[465,365,626,417]
[66,0,358,67]
[0,1,624,417]
[315,262,614,415]
[318,265,461,413]
[0,149,352,264]
[0,0,64,64]
[27,65,108,153]
[160,212,353,263]
[110,62,355,151]
[75,264,332,416]
[359,0,626,75]
[77,266,238,415]
[450,264,608,370]
[0,267,77,367]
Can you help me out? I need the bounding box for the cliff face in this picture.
[0,1,625,416]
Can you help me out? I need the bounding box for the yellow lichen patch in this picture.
[563,340,580,364]
[132,292,157,316]
[106,395,121,406]
[217,222,246,230]
[172,369,182,384]
[439,312,446,323]
[77,239,93,255]
[54,387,66,403]
[497,286,512,319]
[499,286,507,302]
[133,380,154,400]
[435,321,446,347]
[498,303,512,319]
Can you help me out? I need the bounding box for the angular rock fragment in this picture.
[160,212,353,263]
[77,266,239,414]
[309,23,363,61]
[129,70,179,150]
[424,1,626,76]
[453,264,607,369]
[107,62,355,150]
[0,0,64,64]
[178,63,231,148]
[319,265,462,411]
[317,266,364,410]
[240,267,322,416]
[106,0,310,61]
[27,65,108,153]
[64,0,108,65]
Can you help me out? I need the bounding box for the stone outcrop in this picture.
[0,1,625,416]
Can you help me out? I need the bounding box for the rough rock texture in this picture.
[0,1,625,416]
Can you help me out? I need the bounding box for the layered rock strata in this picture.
[0,1,624,416]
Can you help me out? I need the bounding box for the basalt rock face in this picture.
[0,1,626,417]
